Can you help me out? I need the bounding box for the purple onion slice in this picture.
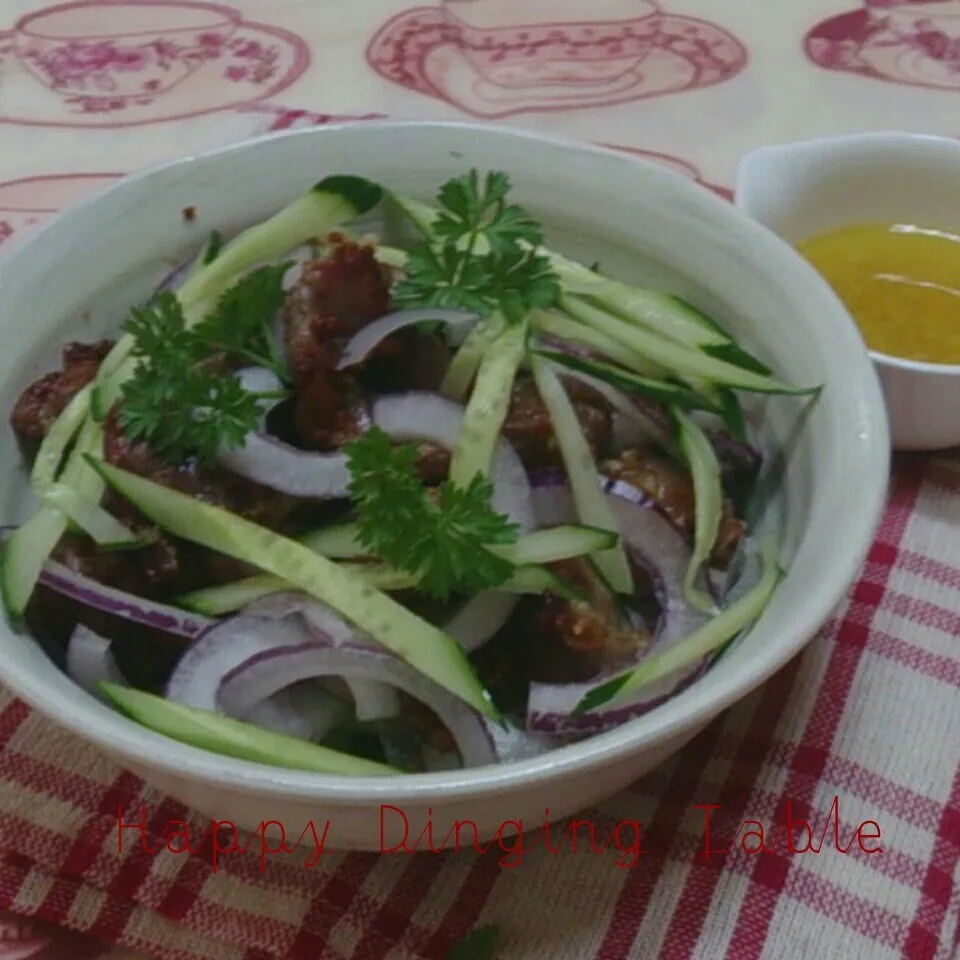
[218,638,498,768]
[525,479,712,737]
[38,560,212,640]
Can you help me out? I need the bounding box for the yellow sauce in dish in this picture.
[796,221,960,364]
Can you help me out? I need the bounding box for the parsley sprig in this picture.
[344,427,520,600]
[392,170,561,325]
[117,264,292,466]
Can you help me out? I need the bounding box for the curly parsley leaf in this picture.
[191,262,293,379]
[117,264,291,466]
[393,170,560,326]
[344,427,520,600]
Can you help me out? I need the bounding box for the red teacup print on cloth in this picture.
[366,0,747,118]
[0,173,122,247]
[806,0,960,89]
[0,912,108,960]
[0,0,310,127]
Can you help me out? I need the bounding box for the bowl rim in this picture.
[0,119,892,802]
[738,130,960,377]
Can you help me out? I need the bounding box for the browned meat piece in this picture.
[522,559,652,684]
[282,238,393,383]
[293,372,370,451]
[10,339,114,440]
[52,531,181,600]
[602,447,746,567]
[502,375,612,470]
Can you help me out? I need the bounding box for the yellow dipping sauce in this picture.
[796,221,960,364]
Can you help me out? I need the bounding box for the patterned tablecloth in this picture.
[0,2,959,959]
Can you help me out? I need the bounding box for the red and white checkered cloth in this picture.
[0,451,958,960]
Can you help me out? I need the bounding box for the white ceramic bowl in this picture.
[0,122,889,850]
[736,132,960,452]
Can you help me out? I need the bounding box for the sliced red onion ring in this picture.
[243,593,400,721]
[442,592,519,654]
[165,614,345,740]
[216,392,533,532]
[66,625,125,699]
[242,683,346,741]
[525,479,712,736]
[216,432,352,498]
[337,308,480,370]
[218,639,497,768]
[38,560,212,640]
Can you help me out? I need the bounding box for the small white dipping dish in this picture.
[736,131,960,452]
[0,121,889,850]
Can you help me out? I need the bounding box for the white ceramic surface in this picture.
[735,131,960,452]
[0,121,889,850]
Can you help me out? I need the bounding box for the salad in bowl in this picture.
[0,163,820,778]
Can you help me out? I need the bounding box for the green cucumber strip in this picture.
[336,562,586,599]
[496,524,617,565]
[86,457,498,720]
[550,254,775,379]
[560,295,818,396]
[441,321,499,400]
[301,523,617,566]
[99,682,399,776]
[177,175,384,309]
[29,382,93,495]
[2,413,107,618]
[548,253,729,347]
[502,565,587,601]
[42,482,138,549]
[572,536,783,714]
[670,408,723,613]
[669,295,731,339]
[177,562,586,617]
[91,339,135,420]
[177,575,288,616]
[532,308,664,379]
[533,349,706,410]
[1,507,68,620]
[388,193,438,236]
[561,297,719,408]
[449,319,527,487]
[530,356,633,595]
[300,523,366,558]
